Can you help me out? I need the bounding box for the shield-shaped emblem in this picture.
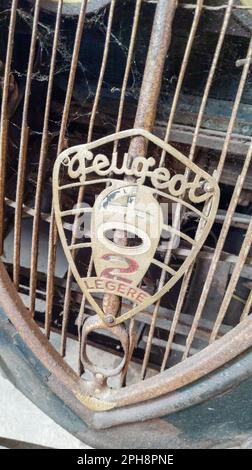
[53,129,220,326]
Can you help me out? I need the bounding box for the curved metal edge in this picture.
[93,347,252,429]
[0,310,98,448]
[2,259,252,428]
[0,260,114,419]
[1,300,252,447]
[108,313,252,407]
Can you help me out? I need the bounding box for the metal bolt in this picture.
[95,372,103,380]
[204,182,214,193]
[62,156,70,166]
[95,373,104,381]
[106,314,115,325]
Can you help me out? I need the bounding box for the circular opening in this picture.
[104,229,143,248]
[86,329,123,369]
[97,222,151,255]
[82,325,128,378]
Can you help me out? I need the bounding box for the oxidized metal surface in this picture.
[0,259,114,414]
[1,0,252,427]
[81,314,129,391]
[2,256,252,427]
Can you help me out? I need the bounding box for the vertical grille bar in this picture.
[181,141,252,357]
[0,0,18,255]
[77,254,93,375]
[182,144,252,357]
[161,31,252,367]
[102,0,177,379]
[182,36,252,359]
[210,218,252,341]
[29,0,63,317]
[60,0,117,357]
[145,0,235,373]
[141,0,203,378]
[13,0,41,289]
[77,0,142,373]
[45,0,88,339]
[188,0,235,161]
[113,0,142,147]
[87,0,117,143]
[161,0,204,154]
[240,289,252,321]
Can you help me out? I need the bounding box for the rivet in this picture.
[96,373,104,381]
[106,315,115,325]
[204,182,214,193]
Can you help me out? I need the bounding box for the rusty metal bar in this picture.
[181,35,252,359]
[129,0,177,157]
[158,0,235,368]
[60,0,117,357]
[162,34,252,366]
[76,0,141,372]
[13,0,41,289]
[0,259,114,422]
[141,186,182,377]
[107,313,252,408]
[141,247,174,378]
[97,1,177,385]
[102,0,177,319]
[181,144,252,357]
[210,219,252,342]
[0,0,19,255]
[3,251,252,426]
[76,0,142,362]
[216,47,252,178]
[45,0,88,339]
[76,0,176,373]
[189,0,235,161]
[160,0,203,160]
[240,289,252,321]
[77,255,93,375]
[141,0,203,377]
[113,0,142,150]
[29,1,63,317]
[91,0,177,385]
[61,1,177,368]
[87,0,117,143]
